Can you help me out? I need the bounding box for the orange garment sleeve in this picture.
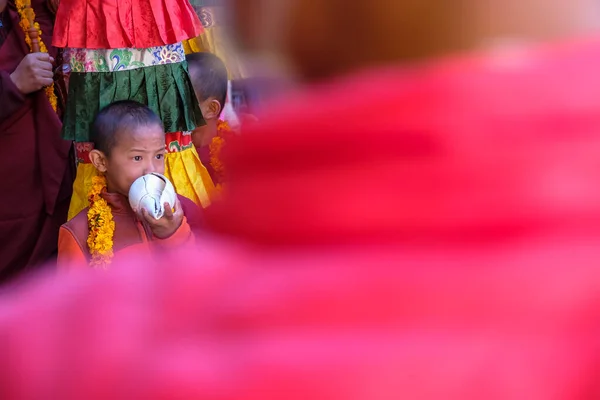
[57,227,88,270]
[152,217,195,251]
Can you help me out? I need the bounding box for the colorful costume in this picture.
[53,0,216,220]
[0,0,74,281]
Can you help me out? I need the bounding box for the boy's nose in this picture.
[143,162,158,175]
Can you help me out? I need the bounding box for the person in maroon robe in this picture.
[4,0,600,399]
[0,0,73,282]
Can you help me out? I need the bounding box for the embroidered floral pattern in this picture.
[70,43,186,72]
[151,44,186,65]
[199,8,214,28]
[166,131,194,153]
[75,142,95,164]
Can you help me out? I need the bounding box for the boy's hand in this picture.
[140,198,184,239]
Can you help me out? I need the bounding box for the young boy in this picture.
[187,52,233,186]
[57,101,202,269]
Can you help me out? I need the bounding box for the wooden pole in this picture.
[24,1,40,52]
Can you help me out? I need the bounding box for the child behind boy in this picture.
[187,52,234,187]
[58,101,203,269]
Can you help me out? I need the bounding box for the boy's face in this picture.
[95,124,166,197]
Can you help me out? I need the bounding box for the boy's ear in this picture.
[204,98,222,120]
[89,149,108,173]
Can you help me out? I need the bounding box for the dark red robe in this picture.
[0,1,73,282]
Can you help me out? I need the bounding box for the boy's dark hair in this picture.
[91,100,163,155]
[186,52,228,115]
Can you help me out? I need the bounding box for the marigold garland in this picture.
[209,120,231,188]
[87,175,115,269]
[15,0,58,112]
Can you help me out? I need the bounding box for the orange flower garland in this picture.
[87,175,115,269]
[209,120,232,188]
[15,0,58,112]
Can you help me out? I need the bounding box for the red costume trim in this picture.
[52,0,202,49]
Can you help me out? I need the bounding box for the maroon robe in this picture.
[0,1,73,282]
[195,144,218,184]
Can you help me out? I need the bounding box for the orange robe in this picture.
[58,192,203,269]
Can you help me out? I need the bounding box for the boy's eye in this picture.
[156,154,164,160]
[133,156,142,161]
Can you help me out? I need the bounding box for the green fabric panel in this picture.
[62,62,204,142]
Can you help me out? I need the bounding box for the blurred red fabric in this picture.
[3,37,600,399]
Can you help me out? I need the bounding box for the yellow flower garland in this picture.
[87,175,115,269]
[15,0,58,112]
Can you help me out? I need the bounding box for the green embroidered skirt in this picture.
[62,44,204,142]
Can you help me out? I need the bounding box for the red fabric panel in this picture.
[52,0,203,49]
